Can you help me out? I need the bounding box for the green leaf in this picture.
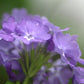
[52,54,60,61]
[68,78,72,84]
[28,54,44,75]
[19,59,27,75]
[29,55,50,77]
[31,49,35,62]
[45,63,53,68]
[25,51,29,71]
[23,76,33,84]
[29,50,45,73]
[5,81,14,84]
[16,81,20,84]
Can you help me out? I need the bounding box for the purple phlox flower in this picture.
[11,8,28,21]
[0,15,19,41]
[48,59,72,84]
[2,16,17,33]
[0,40,20,65]
[41,16,54,31]
[40,18,69,34]
[33,66,51,84]
[47,36,55,51]
[47,26,69,51]
[53,32,83,66]
[0,39,20,57]
[3,8,28,22]
[0,9,52,44]
[0,8,84,84]
[0,40,23,81]
[12,18,51,44]
[27,15,53,29]
[0,16,16,41]
[49,24,69,34]
[0,8,28,41]
[72,67,84,84]
[0,29,14,41]
[5,60,24,81]
[33,59,72,84]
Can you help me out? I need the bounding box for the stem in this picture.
[23,43,29,71]
[23,76,29,84]
[19,60,27,75]
[23,76,33,84]
[16,81,20,84]
[25,51,29,71]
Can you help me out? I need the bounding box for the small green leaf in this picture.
[31,49,35,62]
[68,78,72,84]
[45,63,53,68]
[29,55,50,77]
[52,54,60,61]
[5,80,14,84]
[23,76,33,84]
[25,51,29,71]
[19,59,27,75]
[16,81,20,84]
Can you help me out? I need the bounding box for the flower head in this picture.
[0,8,84,84]
[53,32,82,66]
[0,9,51,44]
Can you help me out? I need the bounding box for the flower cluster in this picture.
[0,8,84,84]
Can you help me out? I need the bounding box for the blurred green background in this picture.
[0,0,84,84]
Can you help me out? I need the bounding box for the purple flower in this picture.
[0,8,28,42]
[2,16,17,33]
[72,67,84,84]
[0,30,14,41]
[12,19,51,44]
[47,37,55,51]
[3,8,28,22]
[5,60,24,81]
[53,32,83,66]
[0,8,84,84]
[11,8,28,21]
[47,26,69,51]
[0,9,51,44]
[33,59,72,84]
[0,40,23,81]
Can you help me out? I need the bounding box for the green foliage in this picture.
[0,66,8,84]
[68,78,72,84]
[45,63,53,68]
[16,81,20,84]
[5,81,14,84]
[23,76,33,84]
